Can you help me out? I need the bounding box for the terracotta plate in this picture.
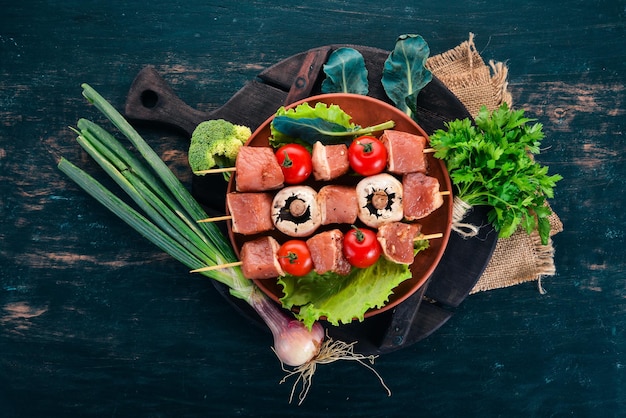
[225,93,453,318]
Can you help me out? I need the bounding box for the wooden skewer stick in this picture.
[193,166,237,175]
[197,215,232,223]
[195,149,437,175]
[415,232,444,241]
[191,231,444,273]
[197,191,450,223]
[190,261,242,273]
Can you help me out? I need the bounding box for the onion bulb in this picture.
[248,288,324,366]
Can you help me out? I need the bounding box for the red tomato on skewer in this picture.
[277,240,314,276]
[275,144,312,184]
[348,135,388,176]
[343,226,381,268]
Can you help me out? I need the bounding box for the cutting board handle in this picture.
[283,46,332,105]
[125,66,209,137]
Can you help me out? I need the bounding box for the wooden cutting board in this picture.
[124,44,497,354]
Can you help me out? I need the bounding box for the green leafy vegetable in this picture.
[188,119,251,180]
[382,34,433,119]
[269,102,394,148]
[58,85,348,384]
[413,238,430,253]
[429,103,562,245]
[278,256,413,329]
[321,47,369,95]
[59,84,251,297]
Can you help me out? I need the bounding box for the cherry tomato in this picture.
[275,144,312,184]
[277,240,313,276]
[348,136,388,176]
[343,226,381,268]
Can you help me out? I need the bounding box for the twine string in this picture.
[451,196,480,238]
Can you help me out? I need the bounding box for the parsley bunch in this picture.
[429,104,562,245]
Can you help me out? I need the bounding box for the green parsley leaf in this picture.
[429,103,562,244]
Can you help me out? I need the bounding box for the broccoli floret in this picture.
[188,119,251,174]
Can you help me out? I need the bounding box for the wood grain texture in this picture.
[1,0,625,416]
[123,46,489,355]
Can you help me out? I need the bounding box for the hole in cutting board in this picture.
[140,89,159,109]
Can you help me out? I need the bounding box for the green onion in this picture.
[66,84,253,297]
[58,84,389,403]
[59,84,324,364]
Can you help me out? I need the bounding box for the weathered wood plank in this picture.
[1,0,625,415]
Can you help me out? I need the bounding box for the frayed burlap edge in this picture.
[426,33,563,293]
[426,33,513,116]
[469,212,563,294]
[426,32,485,77]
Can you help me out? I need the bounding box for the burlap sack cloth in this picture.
[425,33,564,293]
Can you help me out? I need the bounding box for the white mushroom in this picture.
[271,186,322,237]
[355,173,404,228]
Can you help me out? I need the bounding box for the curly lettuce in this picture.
[269,102,394,149]
[278,256,413,329]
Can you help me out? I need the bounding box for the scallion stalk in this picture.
[59,84,388,403]
[60,82,326,363]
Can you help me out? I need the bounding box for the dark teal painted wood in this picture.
[1,0,624,416]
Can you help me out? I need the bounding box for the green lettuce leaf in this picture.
[271,116,357,146]
[321,47,369,95]
[269,102,356,148]
[278,256,413,329]
[382,34,433,119]
[269,102,395,149]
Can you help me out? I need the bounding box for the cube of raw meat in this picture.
[226,192,274,235]
[376,222,422,264]
[235,146,284,192]
[306,229,352,275]
[381,130,428,174]
[311,141,350,181]
[317,185,358,225]
[402,172,444,220]
[240,236,284,279]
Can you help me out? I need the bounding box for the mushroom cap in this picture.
[356,173,404,228]
[271,185,322,237]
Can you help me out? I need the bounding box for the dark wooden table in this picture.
[1,1,624,416]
